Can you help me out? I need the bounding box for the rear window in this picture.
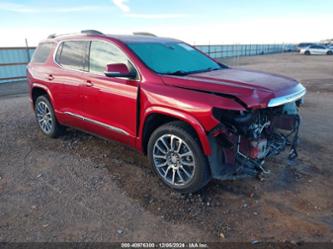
[32,43,53,63]
[55,41,89,71]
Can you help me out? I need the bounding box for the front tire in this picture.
[327,51,333,55]
[304,50,311,55]
[147,121,210,193]
[35,95,64,138]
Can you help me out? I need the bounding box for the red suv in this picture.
[27,30,306,193]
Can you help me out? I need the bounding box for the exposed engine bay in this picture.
[208,99,302,180]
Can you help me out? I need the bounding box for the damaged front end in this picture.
[208,99,303,180]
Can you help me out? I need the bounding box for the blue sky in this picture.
[0,0,332,46]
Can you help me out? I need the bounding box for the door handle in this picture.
[47,74,54,81]
[85,80,94,87]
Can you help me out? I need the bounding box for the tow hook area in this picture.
[236,135,271,175]
[207,112,301,181]
[287,115,300,164]
[207,131,272,181]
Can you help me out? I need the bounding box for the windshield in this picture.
[127,42,223,75]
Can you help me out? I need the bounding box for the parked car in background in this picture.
[296,42,314,51]
[27,30,306,193]
[300,45,333,55]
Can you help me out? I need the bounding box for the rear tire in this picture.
[304,51,310,55]
[147,121,211,193]
[327,51,333,55]
[35,95,64,138]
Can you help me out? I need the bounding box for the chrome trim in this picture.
[268,83,306,107]
[64,111,129,136]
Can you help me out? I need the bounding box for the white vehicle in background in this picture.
[300,44,333,55]
[296,42,314,51]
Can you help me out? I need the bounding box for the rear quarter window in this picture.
[31,43,53,63]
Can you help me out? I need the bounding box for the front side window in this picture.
[127,42,223,75]
[32,42,53,63]
[89,41,132,74]
[56,41,89,71]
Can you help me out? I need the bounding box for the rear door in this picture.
[80,40,139,145]
[52,40,90,119]
[317,45,327,54]
[310,45,323,54]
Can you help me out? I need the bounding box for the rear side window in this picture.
[32,43,53,63]
[56,41,89,71]
[311,45,325,49]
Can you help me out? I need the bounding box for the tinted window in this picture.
[299,43,312,47]
[128,42,221,74]
[89,41,131,74]
[56,41,89,71]
[311,45,325,49]
[32,43,53,63]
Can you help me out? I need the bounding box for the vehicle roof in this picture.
[106,34,181,44]
[46,33,181,44]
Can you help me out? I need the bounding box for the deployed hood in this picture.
[161,68,302,109]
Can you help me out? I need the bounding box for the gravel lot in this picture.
[0,53,332,242]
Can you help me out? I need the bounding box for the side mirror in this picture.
[104,63,136,79]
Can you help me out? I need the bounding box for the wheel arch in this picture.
[140,106,212,156]
[31,83,54,106]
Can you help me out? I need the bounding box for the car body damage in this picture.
[160,68,306,180]
[208,101,302,179]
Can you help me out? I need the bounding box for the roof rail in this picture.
[47,33,57,39]
[47,30,104,39]
[81,30,104,35]
[47,32,77,39]
[133,32,157,37]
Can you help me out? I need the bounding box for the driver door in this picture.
[80,40,139,146]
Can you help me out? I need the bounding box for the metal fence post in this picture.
[25,38,31,62]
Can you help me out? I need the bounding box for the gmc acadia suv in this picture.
[27,30,306,193]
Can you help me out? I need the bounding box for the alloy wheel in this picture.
[152,134,195,186]
[36,101,53,134]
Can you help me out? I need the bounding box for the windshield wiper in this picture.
[192,67,221,74]
[164,67,221,76]
[164,70,190,76]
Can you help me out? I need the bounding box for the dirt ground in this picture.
[0,53,332,242]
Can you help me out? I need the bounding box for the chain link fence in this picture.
[0,43,296,84]
[195,44,296,58]
[0,47,35,84]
